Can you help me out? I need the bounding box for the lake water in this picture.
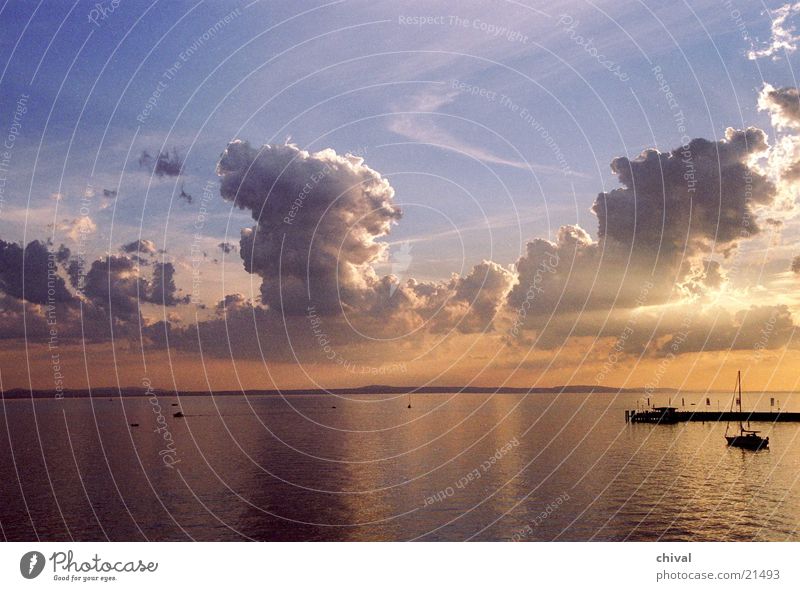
[1,391,799,541]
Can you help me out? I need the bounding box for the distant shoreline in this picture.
[0,385,749,399]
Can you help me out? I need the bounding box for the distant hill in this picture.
[0,384,681,399]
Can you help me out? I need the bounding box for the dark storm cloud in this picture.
[0,239,74,305]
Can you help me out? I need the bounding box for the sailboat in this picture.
[724,371,769,451]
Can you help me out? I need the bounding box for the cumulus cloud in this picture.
[83,254,189,318]
[199,123,797,364]
[218,141,401,315]
[594,127,773,259]
[82,255,147,320]
[504,127,781,359]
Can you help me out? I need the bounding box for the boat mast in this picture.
[737,370,745,433]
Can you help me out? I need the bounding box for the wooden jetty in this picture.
[625,407,800,424]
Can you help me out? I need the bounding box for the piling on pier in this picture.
[625,408,800,424]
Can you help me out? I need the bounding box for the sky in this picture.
[2,0,800,393]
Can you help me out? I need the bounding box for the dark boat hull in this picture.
[725,435,769,451]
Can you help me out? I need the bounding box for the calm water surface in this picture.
[1,392,799,541]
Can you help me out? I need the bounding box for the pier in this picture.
[625,407,800,424]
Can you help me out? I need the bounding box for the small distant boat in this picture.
[725,371,769,451]
[173,411,185,418]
